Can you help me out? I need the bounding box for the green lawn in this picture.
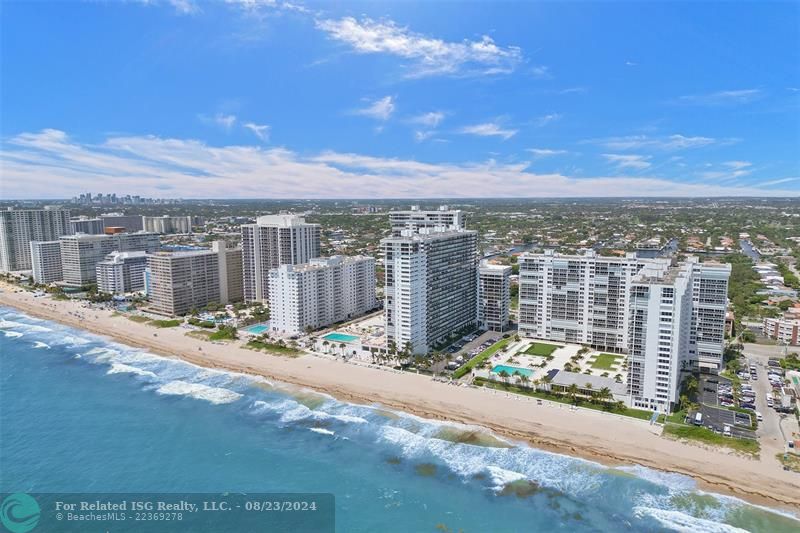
[523,342,559,357]
[590,353,623,370]
[452,338,512,379]
[151,319,182,328]
[663,424,759,455]
[473,378,654,421]
[245,339,302,357]
[127,315,152,324]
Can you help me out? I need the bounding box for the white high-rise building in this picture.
[628,260,694,411]
[142,215,193,234]
[30,241,63,284]
[382,227,478,355]
[145,241,243,316]
[70,217,105,235]
[518,250,641,350]
[268,255,377,336]
[241,214,321,302]
[388,205,465,236]
[96,251,149,295]
[59,232,160,286]
[479,261,512,331]
[688,260,732,371]
[0,207,72,272]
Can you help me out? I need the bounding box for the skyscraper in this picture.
[479,261,512,331]
[0,207,72,272]
[241,214,320,302]
[59,232,160,286]
[145,241,243,316]
[29,240,64,284]
[382,227,478,355]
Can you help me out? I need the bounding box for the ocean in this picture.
[1,306,798,532]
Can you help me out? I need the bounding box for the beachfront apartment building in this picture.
[687,260,732,371]
[59,232,161,286]
[479,261,512,331]
[382,227,479,355]
[145,241,243,316]
[70,217,105,235]
[763,316,800,346]
[388,205,465,236]
[96,251,149,295]
[0,207,72,272]
[518,250,641,351]
[100,213,143,232]
[628,260,694,412]
[142,215,193,234]
[268,255,378,336]
[241,214,321,302]
[30,240,64,284]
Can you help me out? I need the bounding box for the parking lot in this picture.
[697,374,755,439]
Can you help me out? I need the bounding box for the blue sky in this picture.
[1,0,798,198]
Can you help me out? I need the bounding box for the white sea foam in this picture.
[486,465,527,491]
[309,427,336,436]
[617,465,696,492]
[633,506,749,533]
[4,330,23,338]
[33,341,50,349]
[156,381,243,405]
[108,363,157,379]
[0,319,24,329]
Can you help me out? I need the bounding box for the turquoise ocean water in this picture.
[1,306,798,532]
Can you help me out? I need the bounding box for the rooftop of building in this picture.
[250,213,319,227]
[549,370,628,396]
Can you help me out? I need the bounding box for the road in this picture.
[745,354,800,457]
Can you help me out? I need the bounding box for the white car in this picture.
[756,412,763,422]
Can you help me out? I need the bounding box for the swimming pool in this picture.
[244,323,270,334]
[323,332,359,343]
[491,365,533,378]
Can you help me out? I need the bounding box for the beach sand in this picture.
[2,283,799,512]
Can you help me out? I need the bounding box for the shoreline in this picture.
[2,286,799,513]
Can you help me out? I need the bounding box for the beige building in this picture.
[479,261,512,331]
[145,241,242,316]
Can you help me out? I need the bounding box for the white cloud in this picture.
[166,0,200,15]
[353,96,395,121]
[535,113,561,127]
[603,154,652,170]
[677,89,763,105]
[625,60,637,66]
[315,16,523,77]
[459,122,517,140]
[589,134,725,151]
[243,122,270,141]
[723,160,752,170]
[198,113,238,132]
[530,65,552,79]
[410,111,445,128]
[528,148,568,157]
[2,129,795,199]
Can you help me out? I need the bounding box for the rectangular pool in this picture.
[491,365,533,378]
[244,323,270,334]
[323,332,359,343]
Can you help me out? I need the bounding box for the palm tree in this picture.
[520,374,530,389]
[567,383,579,404]
[498,369,510,383]
[584,382,594,400]
[599,387,612,405]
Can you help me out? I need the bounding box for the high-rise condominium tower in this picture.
[0,207,72,271]
[241,214,320,302]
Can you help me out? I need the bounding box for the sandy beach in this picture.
[2,284,799,512]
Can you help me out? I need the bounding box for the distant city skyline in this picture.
[1,1,798,198]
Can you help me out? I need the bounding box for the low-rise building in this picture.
[269,255,377,336]
[763,317,800,345]
[142,215,193,234]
